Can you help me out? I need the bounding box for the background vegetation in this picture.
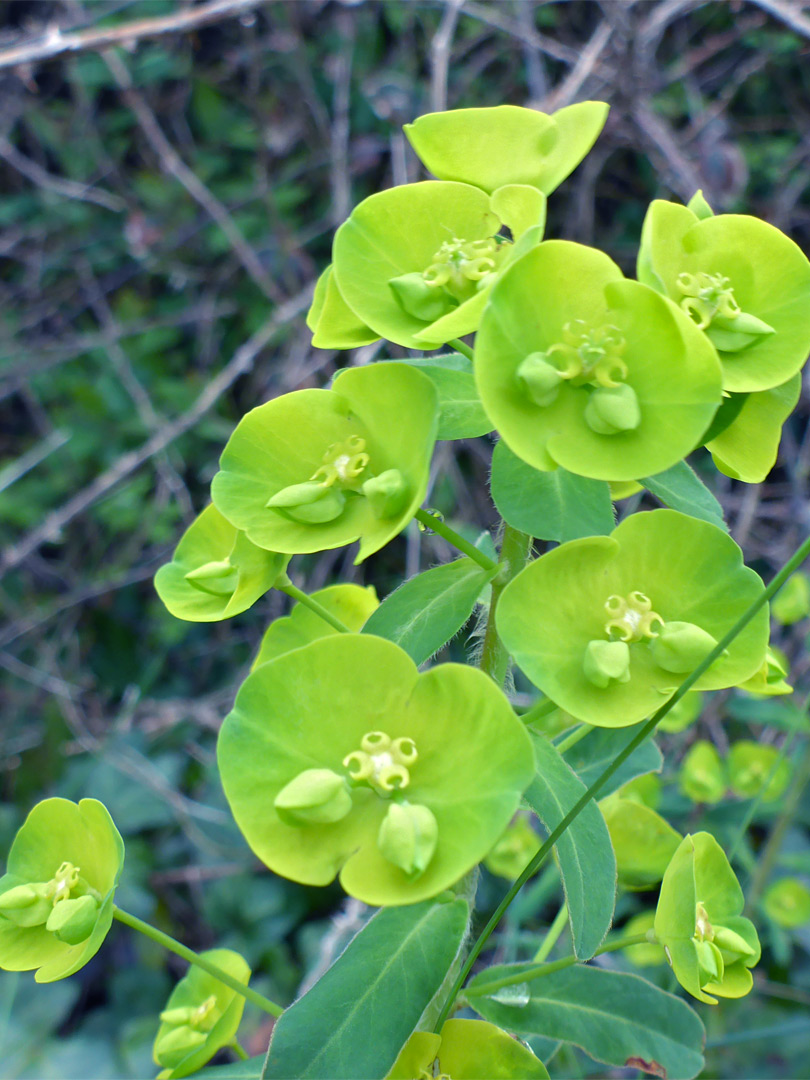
[1,1,809,1076]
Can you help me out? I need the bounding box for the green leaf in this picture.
[262,898,468,1080]
[725,696,810,732]
[642,461,727,531]
[399,355,493,440]
[524,734,616,960]
[467,964,705,1080]
[490,441,614,542]
[559,727,662,797]
[362,558,497,665]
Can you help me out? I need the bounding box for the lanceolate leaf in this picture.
[559,727,663,797]
[363,558,497,664]
[262,899,469,1080]
[642,461,727,532]
[400,355,494,441]
[490,441,614,542]
[467,965,705,1080]
[524,735,616,959]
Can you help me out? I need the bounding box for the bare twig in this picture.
[632,101,705,200]
[330,8,355,226]
[749,0,810,40]
[0,284,313,580]
[543,19,613,112]
[102,47,283,303]
[431,0,466,113]
[0,0,265,73]
[0,135,124,212]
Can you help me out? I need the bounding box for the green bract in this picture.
[217,634,534,905]
[771,570,810,625]
[763,878,810,929]
[0,798,124,983]
[484,814,540,881]
[623,911,666,968]
[153,948,250,1079]
[600,794,681,890]
[738,645,792,697]
[657,691,704,734]
[154,504,289,622]
[727,741,790,802]
[655,832,760,1004]
[387,1018,549,1079]
[211,363,438,563]
[679,741,726,805]
[252,583,378,669]
[474,241,723,480]
[706,375,801,483]
[497,510,768,727]
[637,198,810,393]
[404,102,608,198]
[307,265,379,350]
[326,180,544,349]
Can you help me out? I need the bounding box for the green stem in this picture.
[555,724,592,754]
[232,1040,249,1061]
[480,525,532,684]
[447,338,474,362]
[276,578,350,634]
[470,932,650,999]
[519,697,558,725]
[113,906,283,1018]
[532,902,568,963]
[432,527,810,1032]
[414,508,498,572]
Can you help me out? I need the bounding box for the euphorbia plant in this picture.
[5,101,810,1080]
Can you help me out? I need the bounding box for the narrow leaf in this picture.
[524,734,616,959]
[263,899,468,1080]
[400,354,493,440]
[467,964,705,1080]
[642,461,727,531]
[559,727,663,797]
[363,558,496,664]
[491,441,614,542]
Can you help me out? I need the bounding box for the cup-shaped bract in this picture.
[763,878,810,929]
[600,795,681,891]
[657,691,704,734]
[153,948,250,1079]
[404,102,608,199]
[211,363,438,563]
[706,374,801,484]
[497,510,769,728]
[387,1019,549,1080]
[307,265,379,350]
[154,505,289,622]
[727,741,791,802]
[217,634,535,906]
[252,583,378,670]
[474,241,723,481]
[623,911,666,968]
[738,645,792,697]
[328,180,545,349]
[655,832,760,1004]
[484,814,541,881]
[679,741,727,805]
[637,199,810,394]
[0,798,124,983]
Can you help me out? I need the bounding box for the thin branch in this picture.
[0,284,313,581]
[0,135,124,212]
[102,47,283,303]
[543,18,613,111]
[431,0,466,113]
[749,0,810,40]
[0,0,265,73]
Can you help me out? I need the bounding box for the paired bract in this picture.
[217,634,535,905]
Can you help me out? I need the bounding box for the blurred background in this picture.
[1,1,809,1076]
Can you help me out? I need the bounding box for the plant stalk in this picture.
[276,577,350,633]
[414,508,498,571]
[480,525,532,684]
[447,338,474,361]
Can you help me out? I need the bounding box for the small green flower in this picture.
[763,878,810,930]
[211,363,438,563]
[0,799,124,983]
[738,646,792,697]
[679,741,727,805]
[623,911,666,968]
[657,691,704,734]
[217,634,535,906]
[655,832,760,1004]
[497,510,768,728]
[153,949,250,1079]
[638,198,810,394]
[323,180,545,350]
[154,505,289,622]
[387,1018,549,1079]
[252,583,378,670]
[484,814,541,881]
[600,794,681,890]
[771,570,810,625]
[474,241,723,481]
[727,741,791,802]
[404,102,608,199]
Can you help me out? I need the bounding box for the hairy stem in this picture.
[480,525,532,684]
[113,906,283,1017]
[414,508,498,571]
[433,527,810,1031]
[276,577,351,633]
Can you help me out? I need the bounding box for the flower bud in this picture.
[377,802,438,879]
[154,1025,208,1069]
[274,768,353,825]
[650,620,718,673]
[706,311,775,353]
[713,924,756,958]
[694,938,724,983]
[184,559,239,597]
[0,883,51,927]
[516,352,564,407]
[584,383,641,435]
[362,469,410,519]
[266,481,346,524]
[388,272,456,321]
[45,894,99,945]
[583,639,631,688]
